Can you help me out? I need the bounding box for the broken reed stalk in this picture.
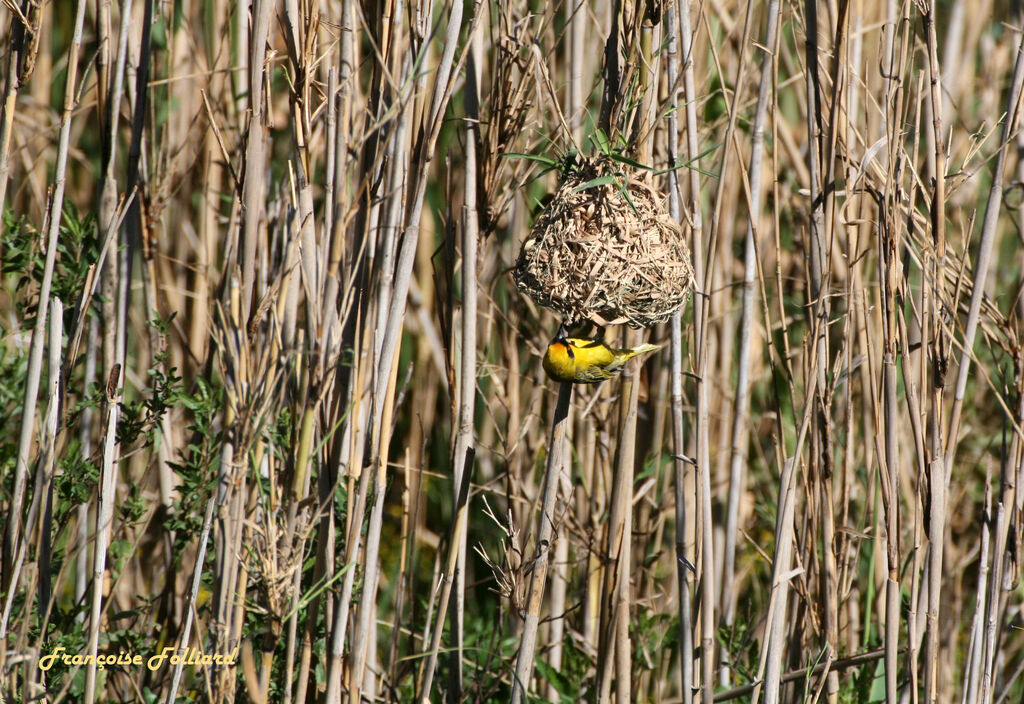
[510,381,572,704]
[981,413,1019,704]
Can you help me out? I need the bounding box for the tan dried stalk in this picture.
[239,0,272,323]
[666,4,694,701]
[674,0,716,698]
[919,4,951,702]
[722,0,781,668]
[510,382,572,704]
[756,366,819,704]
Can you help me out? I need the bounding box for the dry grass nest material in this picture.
[514,158,694,328]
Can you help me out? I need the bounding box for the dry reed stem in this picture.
[666,5,695,701]
[722,0,781,662]
[673,0,716,700]
[510,381,572,704]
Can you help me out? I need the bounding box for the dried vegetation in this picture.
[0,0,1023,703]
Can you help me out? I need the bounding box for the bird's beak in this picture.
[554,323,574,358]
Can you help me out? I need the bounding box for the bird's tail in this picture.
[628,342,662,357]
[608,342,663,370]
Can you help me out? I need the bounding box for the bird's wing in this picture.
[577,366,617,382]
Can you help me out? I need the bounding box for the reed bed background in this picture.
[1,0,1023,702]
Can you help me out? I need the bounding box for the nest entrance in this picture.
[514,157,694,328]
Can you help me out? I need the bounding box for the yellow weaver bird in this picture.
[543,326,663,383]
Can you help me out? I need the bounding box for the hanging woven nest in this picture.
[513,156,694,328]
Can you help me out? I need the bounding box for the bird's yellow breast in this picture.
[542,340,577,382]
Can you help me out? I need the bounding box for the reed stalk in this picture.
[511,382,573,704]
